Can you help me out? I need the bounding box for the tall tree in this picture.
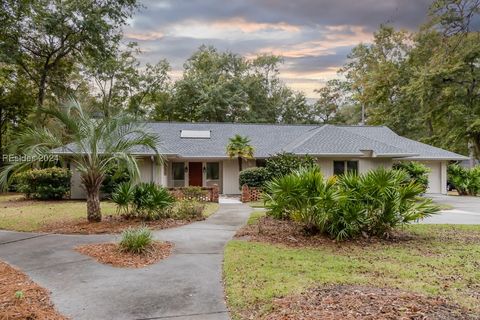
[0,0,138,113]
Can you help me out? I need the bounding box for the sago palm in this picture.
[226,134,254,172]
[0,103,160,222]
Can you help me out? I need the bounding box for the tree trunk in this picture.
[238,157,243,172]
[86,190,101,222]
[82,173,104,222]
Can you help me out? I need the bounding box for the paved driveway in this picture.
[0,203,252,320]
[422,195,480,224]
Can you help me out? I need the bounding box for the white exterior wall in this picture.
[70,162,86,199]
[418,160,447,194]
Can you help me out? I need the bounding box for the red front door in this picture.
[188,162,203,186]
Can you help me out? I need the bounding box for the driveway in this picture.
[422,195,480,224]
[0,203,252,320]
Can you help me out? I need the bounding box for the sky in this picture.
[124,0,433,98]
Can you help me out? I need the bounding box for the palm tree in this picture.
[0,103,160,222]
[226,134,254,172]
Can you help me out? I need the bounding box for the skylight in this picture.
[180,130,211,139]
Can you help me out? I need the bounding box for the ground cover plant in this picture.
[264,167,439,240]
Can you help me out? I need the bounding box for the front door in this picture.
[188,162,203,186]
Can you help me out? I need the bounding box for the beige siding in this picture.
[222,159,240,194]
[70,163,86,199]
[419,160,447,194]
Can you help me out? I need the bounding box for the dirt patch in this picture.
[0,261,66,320]
[264,285,478,320]
[40,216,198,234]
[75,241,174,268]
[236,216,416,249]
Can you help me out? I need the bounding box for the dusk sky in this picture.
[124,0,433,98]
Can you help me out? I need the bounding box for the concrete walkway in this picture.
[421,195,480,224]
[0,203,252,320]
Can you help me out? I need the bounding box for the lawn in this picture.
[224,223,480,319]
[0,194,219,232]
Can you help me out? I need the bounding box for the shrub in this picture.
[239,167,269,188]
[265,152,317,179]
[448,164,480,196]
[101,166,131,198]
[264,167,439,240]
[132,183,175,220]
[393,161,430,192]
[14,167,71,200]
[182,186,208,200]
[172,200,205,220]
[112,182,175,220]
[111,181,135,215]
[119,226,153,254]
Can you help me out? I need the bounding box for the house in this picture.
[58,122,467,199]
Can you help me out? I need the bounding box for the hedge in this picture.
[239,167,269,188]
[14,167,71,200]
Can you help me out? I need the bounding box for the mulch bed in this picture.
[40,216,196,234]
[75,241,174,268]
[236,216,416,249]
[264,285,478,320]
[0,261,66,320]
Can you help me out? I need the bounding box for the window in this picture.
[206,162,219,180]
[333,160,358,175]
[172,162,185,180]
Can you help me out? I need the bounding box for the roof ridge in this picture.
[146,121,322,127]
[333,126,416,155]
[283,125,327,152]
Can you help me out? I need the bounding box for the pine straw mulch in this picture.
[75,241,174,268]
[264,285,478,320]
[39,216,197,235]
[235,216,418,249]
[0,261,66,320]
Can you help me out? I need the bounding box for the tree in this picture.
[226,134,254,172]
[0,102,159,222]
[0,0,138,113]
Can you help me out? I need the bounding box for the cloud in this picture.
[124,0,434,98]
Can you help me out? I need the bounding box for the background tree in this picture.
[226,135,254,172]
[0,0,138,114]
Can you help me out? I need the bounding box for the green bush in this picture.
[119,226,153,254]
[239,167,269,188]
[448,164,480,196]
[393,161,430,192]
[265,152,317,179]
[264,167,439,240]
[14,167,71,200]
[101,166,131,198]
[182,186,208,199]
[111,181,135,215]
[172,200,205,220]
[112,182,175,220]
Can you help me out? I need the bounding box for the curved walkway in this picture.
[0,203,252,320]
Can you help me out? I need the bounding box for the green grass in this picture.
[248,201,265,208]
[0,194,220,232]
[0,194,117,232]
[202,202,220,218]
[247,210,266,225]
[224,224,480,319]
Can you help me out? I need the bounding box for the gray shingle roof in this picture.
[52,122,468,160]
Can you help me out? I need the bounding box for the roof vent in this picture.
[180,130,211,139]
